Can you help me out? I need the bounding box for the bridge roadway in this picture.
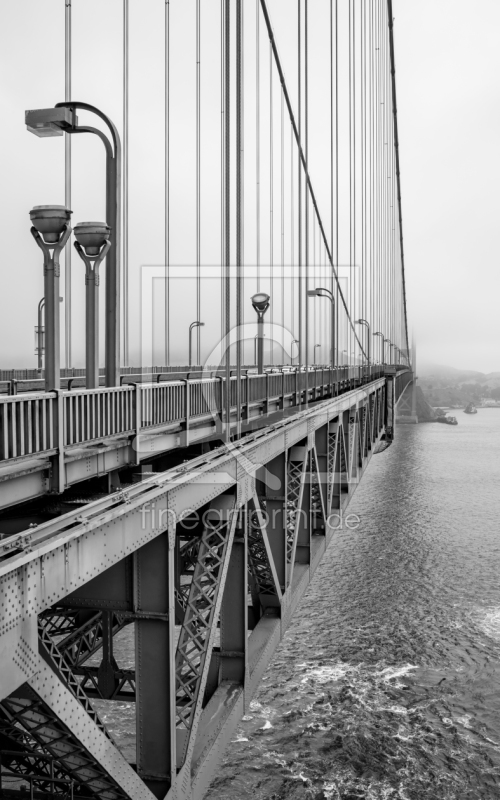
[0,365,408,512]
[0,367,412,800]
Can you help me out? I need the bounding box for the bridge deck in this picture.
[0,366,410,512]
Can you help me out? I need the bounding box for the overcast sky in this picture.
[394,0,500,372]
[1,1,499,373]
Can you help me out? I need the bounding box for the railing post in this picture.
[133,383,142,465]
[216,375,225,437]
[50,389,66,494]
[181,379,190,446]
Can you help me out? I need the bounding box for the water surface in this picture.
[206,410,500,799]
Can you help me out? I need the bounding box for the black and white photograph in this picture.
[0,1,499,798]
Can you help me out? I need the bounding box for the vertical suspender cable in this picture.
[269,42,273,365]
[220,0,224,346]
[304,0,309,400]
[330,0,335,378]
[64,0,72,370]
[281,92,284,357]
[224,0,231,441]
[196,0,201,365]
[165,0,170,364]
[335,0,339,374]
[298,0,302,375]
[361,0,365,337]
[353,0,357,370]
[256,0,261,291]
[291,125,294,355]
[348,0,352,369]
[236,0,242,436]
[123,0,129,366]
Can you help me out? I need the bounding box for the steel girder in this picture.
[0,379,388,800]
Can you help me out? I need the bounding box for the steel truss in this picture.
[0,375,403,800]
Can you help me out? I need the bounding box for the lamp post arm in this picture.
[70,125,113,159]
[55,101,120,159]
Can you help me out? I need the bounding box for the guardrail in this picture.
[0,391,56,461]
[64,386,135,446]
[0,365,406,466]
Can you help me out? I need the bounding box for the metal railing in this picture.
[63,386,135,446]
[0,391,56,461]
[0,365,400,465]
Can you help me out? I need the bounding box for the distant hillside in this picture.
[417,363,500,407]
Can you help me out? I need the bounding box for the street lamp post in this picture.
[373,332,385,365]
[384,338,392,365]
[356,319,371,381]
[189,321,205,367]
[36,296,63,372]
[313,344,321,366]
[307,288,335,370]
[291,339,299,364]
[26,103,121,386]
[30,206,72,391]
[73,223,111,389]
[251,293,270,374]
[254,333,266,366]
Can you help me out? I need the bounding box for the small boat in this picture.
[436,415,458,426]
[464,403,478,414]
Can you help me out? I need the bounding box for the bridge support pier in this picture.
[264,453,287,591]
[219,530,247,685]
[135,532,175,797]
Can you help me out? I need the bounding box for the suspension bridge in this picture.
[0,1,415,798]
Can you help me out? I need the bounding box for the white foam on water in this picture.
[393,732,413,742]
[260,720,273,730]
[455,714,472,729]
[323,782,341,800]
[300,662,352,684]
[477,607,500,641]
[376,664,418,683]
[264,751,288,768]
[383,704,408,715]
[231,735,249,743]
[241,715,254,722]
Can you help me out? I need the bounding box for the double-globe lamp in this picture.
[30,207,111,391]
